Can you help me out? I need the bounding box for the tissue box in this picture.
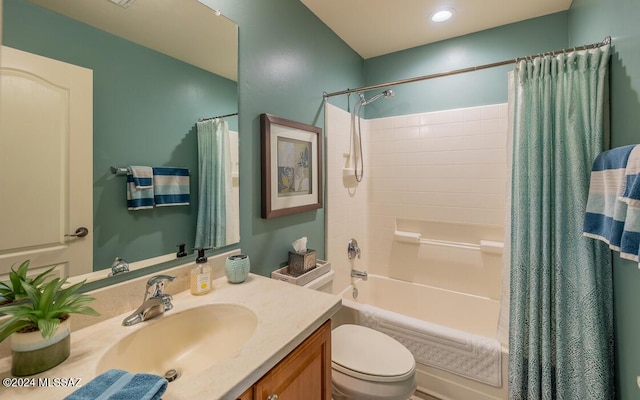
[288,249,317,276]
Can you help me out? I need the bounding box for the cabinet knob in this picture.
[266,395,279,400]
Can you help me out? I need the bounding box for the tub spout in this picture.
[351,269,368,281]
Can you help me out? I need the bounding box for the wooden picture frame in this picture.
[260,113,323,219]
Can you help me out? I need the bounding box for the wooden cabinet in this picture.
[237,386,253,400]
[237,320,332,400]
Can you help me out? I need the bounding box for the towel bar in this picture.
[110,166,128,175]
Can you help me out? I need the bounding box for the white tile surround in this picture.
[325,103,508,297]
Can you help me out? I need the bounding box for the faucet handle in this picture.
[347,238,361,259]
[147,274,176,287]
[144,275,176,300]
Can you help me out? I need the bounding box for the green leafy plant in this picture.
[0,260,55,304]
[0,262,99,343]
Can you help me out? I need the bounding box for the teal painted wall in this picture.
[569,1,640,399]
[3,0,238,270]
[362,12,569,118]
[209,0,364,275]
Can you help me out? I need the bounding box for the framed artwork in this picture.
[260,113,323,218]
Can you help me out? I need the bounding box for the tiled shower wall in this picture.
[325,103,508,294]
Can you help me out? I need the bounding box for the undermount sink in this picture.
[97,304,258,379]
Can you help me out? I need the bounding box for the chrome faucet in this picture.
[347,239,367,280]
[109,257,129,276]
[347,238,361,260]
[122,275,176,326]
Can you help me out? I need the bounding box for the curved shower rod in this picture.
[322,36,612,100]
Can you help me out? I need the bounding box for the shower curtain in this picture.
[195,118,232,249]
[508,45,614,399]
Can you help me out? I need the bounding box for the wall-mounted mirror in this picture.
[0,0,239,283]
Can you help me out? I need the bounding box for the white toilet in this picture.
[304,271,417,400]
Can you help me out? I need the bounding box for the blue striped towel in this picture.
[126,166,154,210]
[153,167,190,207]
[583,144,640,262]
[64,369,167,400]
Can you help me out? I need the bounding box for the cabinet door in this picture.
[254,320,331,400]
[236,386,253,400]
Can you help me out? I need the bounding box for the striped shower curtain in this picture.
[508,45,614,399]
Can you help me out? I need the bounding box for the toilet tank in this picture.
[303,270,334,293]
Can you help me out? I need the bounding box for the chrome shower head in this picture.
[359,89,395,105]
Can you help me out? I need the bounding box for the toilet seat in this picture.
[331,324,415,383]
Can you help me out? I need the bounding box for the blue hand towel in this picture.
[584,144,640,262]
[153,167,190,207]
[63,369,167,400]
[126,167,154,210]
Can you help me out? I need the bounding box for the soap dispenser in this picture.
[190,248,212,295]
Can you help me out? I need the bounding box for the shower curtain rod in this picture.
[198,112,238,122]
[322,36,611,100]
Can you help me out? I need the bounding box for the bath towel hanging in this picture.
[152,167,190,207]
[583,144,640,263]
[126,166,154,210]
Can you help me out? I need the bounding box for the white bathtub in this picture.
[334,274,508,400]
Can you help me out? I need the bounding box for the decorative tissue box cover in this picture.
[271,260,330,286]
[287,249,317,276]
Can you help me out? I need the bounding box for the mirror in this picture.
[1,0,239,281]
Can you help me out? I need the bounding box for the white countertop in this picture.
[0,273,341,399]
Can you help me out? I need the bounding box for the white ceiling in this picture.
[29,0,238,81]
[301,0,573,59]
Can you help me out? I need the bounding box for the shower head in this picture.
[359,89,395,105]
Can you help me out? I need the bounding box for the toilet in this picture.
[303,270,417,400]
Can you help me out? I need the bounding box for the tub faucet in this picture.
[347,238,361,260]
[122,275,176,326]
[351,269,368,281]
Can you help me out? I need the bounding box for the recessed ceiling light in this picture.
[431,9,454,23]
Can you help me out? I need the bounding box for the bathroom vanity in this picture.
[0,267,341,399]
[238,320,331,399]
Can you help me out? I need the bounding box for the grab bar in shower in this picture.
[421,238,479,251]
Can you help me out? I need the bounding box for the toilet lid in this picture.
[331,324,415,383]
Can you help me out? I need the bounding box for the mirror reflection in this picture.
[0,0,239,280]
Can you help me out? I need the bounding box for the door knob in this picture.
[65,227,89,238]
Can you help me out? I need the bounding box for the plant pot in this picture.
[10,318,71,376]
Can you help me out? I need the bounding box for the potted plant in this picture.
[0,261,99,376]
[0,260,54,305]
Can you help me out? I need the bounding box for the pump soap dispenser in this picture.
[190,248,212,295]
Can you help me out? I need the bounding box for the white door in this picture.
[0,45,93,280]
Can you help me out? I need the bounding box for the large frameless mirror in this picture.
[0,0,239,284]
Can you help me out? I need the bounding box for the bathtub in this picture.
[334,274,508,400]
